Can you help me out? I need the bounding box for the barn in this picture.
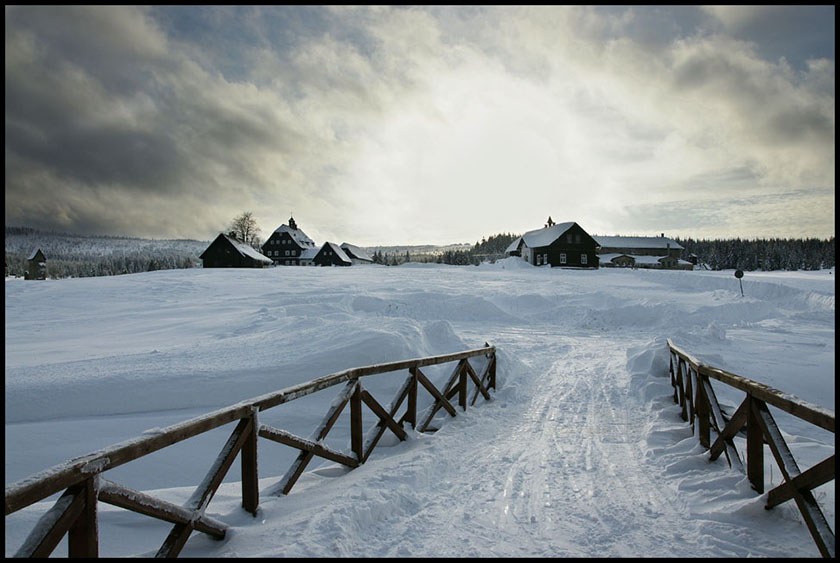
[505,220,599,268]
[260,217,318,266]
[340,243,374,265]
[313,242,352,267]
[25,249,47,280]
[199,232,273,268]
[593,234,692,270]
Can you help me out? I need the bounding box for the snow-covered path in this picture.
[5,263,833,557]
[180,330,816,558]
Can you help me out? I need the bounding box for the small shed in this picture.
[25,249,47,280]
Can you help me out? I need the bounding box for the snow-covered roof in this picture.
[520,222,575,249]
[633,255,669,264]
[505,237,523,254]
[274,224,316,248]
[27,249,45,261]
[223,234,273,263]
[340,243,373,262]
[597,253,634,262]
[320,242,352,264]
[593,235,683,250]
[299,248,319,260]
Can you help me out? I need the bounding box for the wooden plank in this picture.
[695,373,711,449]
[407,368,418,429]
[416,368,457,417]
[361,389,408,441]
[97,479,226,538]
[747,397,765,494]
[241,408,259,516]
[269,380,356,496]
[157,416,253,557]
[360,375,412,463]
[68,476,98,557]
[417,364,461,432]
[6,346,497,516]
[676,358,687,421]
[258,425,359,468]
[5,405,253,515]
[752,400,835,558]
[156,522,191,558]
[466,360,491,405]
[488,353,496,391]
[767,455,835,509]
[14,484,86,558]
[459,361,468,411]
[709,396,748,471]
[668,339,834,433]
[351,381,363,461]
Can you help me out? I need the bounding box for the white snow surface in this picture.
[4,260,835,557]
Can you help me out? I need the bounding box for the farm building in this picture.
[200,233,273,268]
[25,249,47,280]
[340,243,374,265]
[505,220,599,268]
[313,242,352,267]
[593,235,693,270]
[260,217,318,266]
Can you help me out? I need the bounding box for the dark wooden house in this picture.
[25,249,47,280]
[260,217,318,266]
[313,242,352,267]
[200,232,273,268]
[506,220,599,268]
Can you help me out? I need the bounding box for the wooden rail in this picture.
[5,345,497,558]
[667,339,835,558]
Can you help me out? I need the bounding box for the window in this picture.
[559,253,566,264]
[285,250,290,256]
[536,254,542,265]
[581,254,588,265]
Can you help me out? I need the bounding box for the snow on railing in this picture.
[667,339,834,558]
[5,344,497,558]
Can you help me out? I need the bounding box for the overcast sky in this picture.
[5,6,835,245]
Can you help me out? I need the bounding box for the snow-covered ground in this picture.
[4,260,835,557]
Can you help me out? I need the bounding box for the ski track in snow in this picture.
[4,262,834,557]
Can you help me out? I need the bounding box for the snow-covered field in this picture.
[5,260,835,557]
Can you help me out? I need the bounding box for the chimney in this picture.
[229,231,238,240]
[661,233,664,238]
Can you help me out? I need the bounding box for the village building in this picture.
[593,234,693,270]
[313,242,352,267]
[199,232,273,268]
[340,243,374,265]
[25,248,47,280]
[505,220,599,268]
[260,217,317,266]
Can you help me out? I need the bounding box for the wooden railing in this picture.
[667,339,835,558]
[5,345,496,558]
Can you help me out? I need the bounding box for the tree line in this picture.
[675,236,835,271]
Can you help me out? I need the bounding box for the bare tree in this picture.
[228,211,262,248]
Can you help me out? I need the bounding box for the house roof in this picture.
[319,242,352,265]
[592,235,684,250]
[274,224,316,248]
[202,233,272,263]
[597,253,634,262]
[340,243,373,262]
[505,237,523,254]
[28,249,46,261]
[299,248,319,260]
[520,222,576,249]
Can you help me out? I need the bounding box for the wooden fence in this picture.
[5,345,496,558]
[667,339,835,557]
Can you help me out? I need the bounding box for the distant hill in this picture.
[5,226,208,278]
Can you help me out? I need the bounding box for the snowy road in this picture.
[182,329,817,558]
[5,264,833,557]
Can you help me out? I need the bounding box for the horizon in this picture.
[5,6,835,245]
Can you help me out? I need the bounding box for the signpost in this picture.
[734,269,744,297]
